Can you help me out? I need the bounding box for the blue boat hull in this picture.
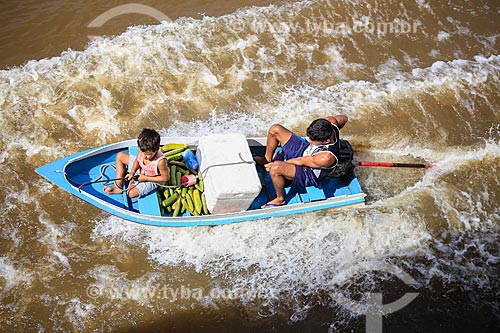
[36,137,366,227]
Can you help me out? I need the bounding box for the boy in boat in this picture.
[104,128,169,198]
[256,115,348,208]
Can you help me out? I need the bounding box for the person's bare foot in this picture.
[261,198,285,209]
[103,185,123,194]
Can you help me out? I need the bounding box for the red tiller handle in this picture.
[353,161,436,169]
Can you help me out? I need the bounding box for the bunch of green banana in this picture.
[156,144,210,217]
[161,143,188,162]
[159,185,208,217]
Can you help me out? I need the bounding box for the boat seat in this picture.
[138,191,162,216]
[305,184,327,201]
[128,146,162,216]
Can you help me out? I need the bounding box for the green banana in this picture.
[181,198,195,215]
[166,153,184,162]
[185,191,195,213]
[195,178,204,192]
[180,198,187,214]
[162,192,178,207]
[172,197,182,217]
[164,146,187,157]
[176,171,182,187]
[201,192,209,215]
[169,165,177,186]
[160,143,187,153]
[192,189,202,215]
[169,160,188,169]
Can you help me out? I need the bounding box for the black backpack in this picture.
[328,140,355,178]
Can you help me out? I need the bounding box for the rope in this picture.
[57,164,134,192]
[199,152,255,180]
[57,153,255,191]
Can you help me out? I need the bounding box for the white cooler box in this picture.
[196,134,262,214]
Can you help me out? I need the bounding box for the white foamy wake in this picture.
[263,54,500,128]
[91,202,431,319]
[0,257,33,292]
[1,0,499,329]
[0,0,497,163]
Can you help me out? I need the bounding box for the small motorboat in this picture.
[36,135,366,227]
